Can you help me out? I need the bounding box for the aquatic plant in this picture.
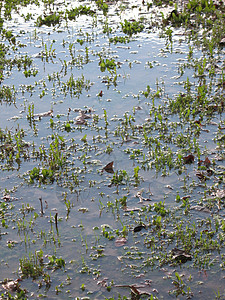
[121,19,144,36]
[67,5,95,20]
[36,12,62,27]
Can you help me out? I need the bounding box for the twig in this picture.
[55,213,59,234]
[39,197,44,215]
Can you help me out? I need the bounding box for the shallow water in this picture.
[0,0,225,299]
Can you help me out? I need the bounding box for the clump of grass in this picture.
[36,12,62,27]
[96,0,108,16]
[121,19,144,36]
[99,57,116,72]
[109,36,130,44]
[67,5,95,20]
[19,251,44,279]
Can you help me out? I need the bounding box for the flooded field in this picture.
[0,0,225,299]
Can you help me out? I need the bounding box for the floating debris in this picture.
[199,157,211,168]
[171,248,192,263]
[196,171,208,181]
[133,224,146,232]
[103,161,114,173]
[97,90,103,97]
[183,154,195,164]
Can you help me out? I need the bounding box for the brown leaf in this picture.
[97,90,103,97]
[204,157,211,168]
[103,161,114,173]
[171,248,192,263]
[133,224,146,233]
[183,154,194,164]
[207,169,213,176]
[196,171,207,180]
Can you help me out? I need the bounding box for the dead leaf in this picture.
[115,237,127,247]
[97,90,103,97]
[171,248,192,263]
[207,169,214,176]
[103,161,114,173]
[199,157,211,168]
[183,154,194,164]
[196,171,207,180]
[133,224,146,233]
[204,157,211,168]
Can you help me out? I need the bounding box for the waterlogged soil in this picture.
[0,0,225,299]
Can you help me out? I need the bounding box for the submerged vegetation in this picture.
[0,0,224,299]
